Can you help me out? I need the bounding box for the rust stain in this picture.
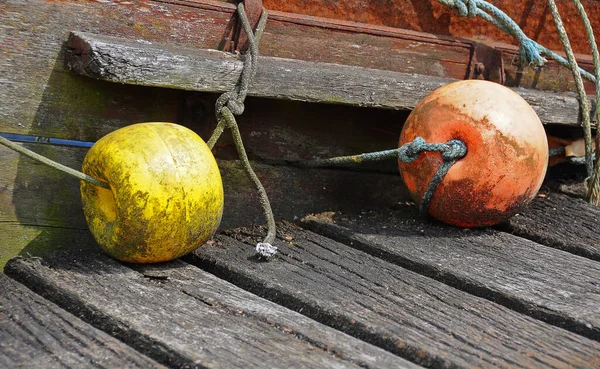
[263,0,600,55]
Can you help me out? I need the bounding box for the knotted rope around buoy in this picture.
[298,137,468,215]
[436,0,600,205]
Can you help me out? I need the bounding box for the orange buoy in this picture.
[399,80,548,227]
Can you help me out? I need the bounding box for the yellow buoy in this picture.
[80,122,223,263]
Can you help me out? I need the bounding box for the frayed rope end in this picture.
[256,242,278,259]
[519,39,547,67]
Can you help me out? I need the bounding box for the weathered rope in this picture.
[436,0,596,81]
[547,0,593,177]
[569,0,600,203]
[300,137,467,215]
[208,3,277,258]
[0,134,110,189]
[438,0,600,204]
[399,138,467,214]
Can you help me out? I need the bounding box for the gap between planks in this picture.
[189,221,600,368]
[299,198,600,342]
[4,246,420,369]
[0,273,166,369]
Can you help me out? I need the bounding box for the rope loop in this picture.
[397,137,467,215]
[455,0,478,17]
[216,91,245,118]
[397,137,467,164]
[442,139,468,161]
[397,137,427,163]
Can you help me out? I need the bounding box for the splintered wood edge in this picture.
[66,31,595,127]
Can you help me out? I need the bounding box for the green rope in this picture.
[299,137,468,215]
[207,3,268,149]
[547,0,594,178]
[0,134,109,189]
[438,0,600,205]
[209,3,277,257]
[569,0,600,204]
[437,0,596,81]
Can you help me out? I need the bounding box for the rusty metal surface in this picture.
[262,0,600,56]
[32,0,597,94]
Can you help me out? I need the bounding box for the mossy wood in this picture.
[68,31,596,127]
[4,250,420,369]
[1,0,474,138]
[188,222,600,368]
[0,273,166,369]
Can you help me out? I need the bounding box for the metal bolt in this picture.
[475,63,485,74]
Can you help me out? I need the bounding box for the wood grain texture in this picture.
[4,249,420,369]
[189,222,600,368]
[506,191,600,261]
[67,31,595,126]
[0,0,471,139]
[301,204,600,341]
[0,273,165,369]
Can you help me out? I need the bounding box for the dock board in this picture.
[66,31,594,127]
[189,222,600,368]
[0,273,164,369]
[302,203,600,341]
[4,247,418,369]
[506,192,600,261]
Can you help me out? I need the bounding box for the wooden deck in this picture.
[3,185,600,368]
[3,0,600,367]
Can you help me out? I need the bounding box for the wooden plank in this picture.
[1,0,471,139]
[67,31,595,127]
[4,249,421,369]
[187,222,600,368]
[0,273,165,369]
[301,205,600,341]
[263,0,599,93]
[506,191,600,261]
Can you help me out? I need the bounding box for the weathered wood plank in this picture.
[506,191,600,261]
[0,0,471,139]
[264,0,599,93]
[301,205,600,341]
[0,273,166,369]
[189,222,600,368]
[4,248,421,369]
[67,31,595,127]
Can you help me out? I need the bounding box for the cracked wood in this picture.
[190,222,600,369]
[302,204,600,341]
[507,191,600,261]
[66,31,596,127]
[4,246,420,369]
[0,273,165,369]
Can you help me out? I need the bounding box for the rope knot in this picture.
[398,136,427,163]
[455,0,478,17]
[518,38,547,67]
[216,91,246,120]
[441,139,468,161]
